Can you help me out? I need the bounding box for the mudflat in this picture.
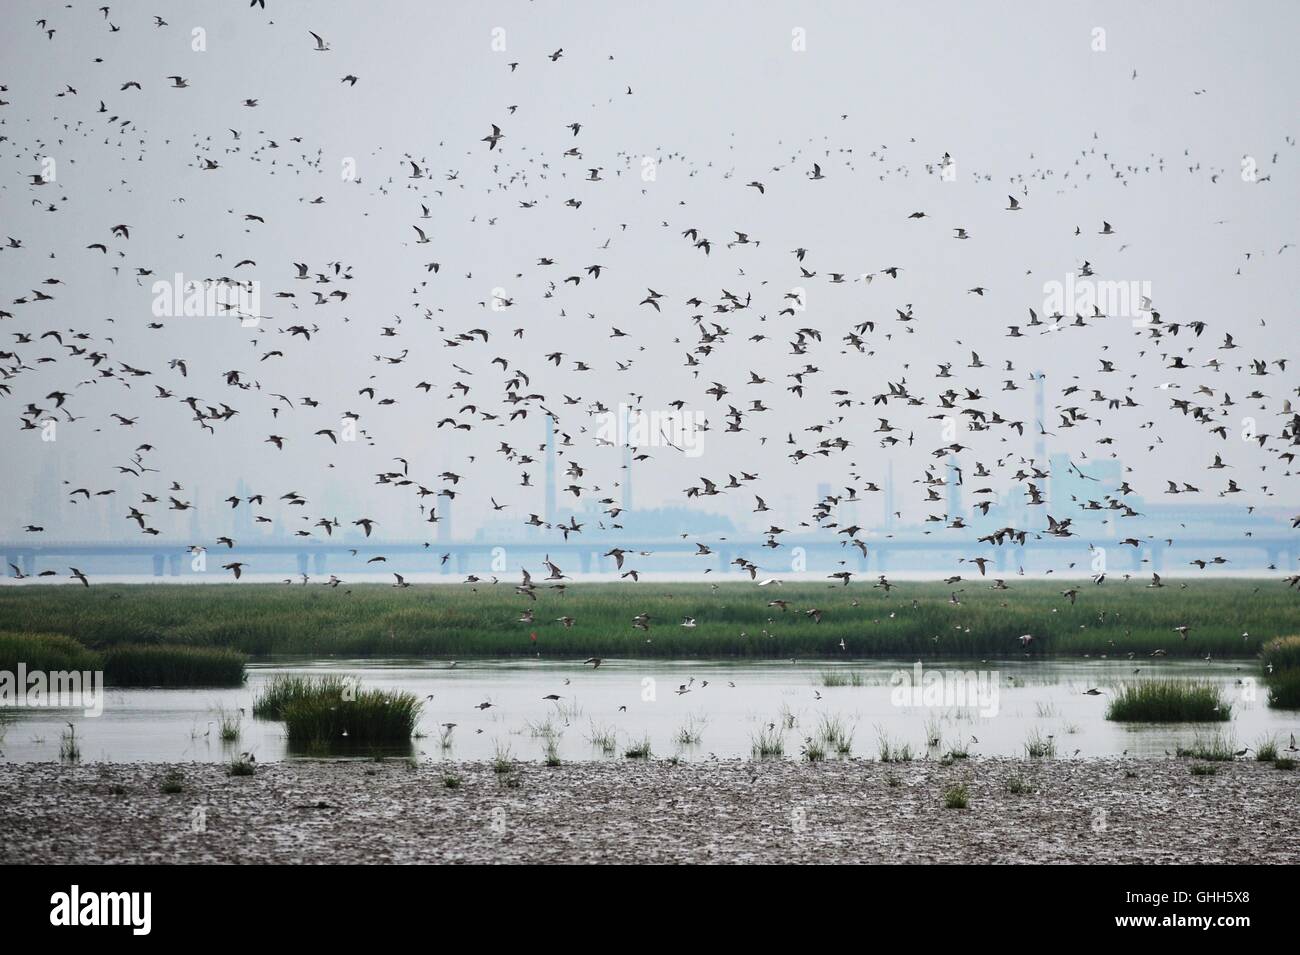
[2,758,1296,864]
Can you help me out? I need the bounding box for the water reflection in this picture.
[0,657,1293,763]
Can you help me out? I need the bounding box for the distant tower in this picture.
[544,416,557,525]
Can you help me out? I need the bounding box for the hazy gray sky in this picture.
[1,0,1296,559]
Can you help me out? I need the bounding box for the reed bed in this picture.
[0,580,1290,658]
[1105,679,1231,722]
[102,644,246,687]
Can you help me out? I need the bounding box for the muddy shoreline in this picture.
[2,758,1296,864]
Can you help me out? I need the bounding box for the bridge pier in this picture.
[313,552,327,575]
[152,554,165,577]
[875,546,888,574]
[296,553,309,577]
[1150,543,1165,574]
[168,554,181,577]
[994,548,1007,573]
[578,551,591,574]
[455,553,467,574]
[23,554,35,576]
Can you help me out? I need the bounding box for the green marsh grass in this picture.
[1190,763,1219,776]
[253,674,353,719]
[1264,670,1300,709]
[816,713,854,755]
[751,725,784,758]
[586,722,617,756]
[0,580,1289,658]
[228,754,255,776]
[217,709,241,742]
[102,644,245,687]
[875,727,913,763]
[801,737,827,762]
[1175,732,1237,762]
[281,688,422,747]
[820,670,865,687]
[1105,680,1230,722]
[59,722,80,763]
[492,741,514,773]
[0,631,102,672]
[943,784,970,809]
[1024,729,1056,758]
[624,735,652,759]
[674,713,706,746]
[1254,735,1279,762]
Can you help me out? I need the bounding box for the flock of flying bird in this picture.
[2,5,1298,657]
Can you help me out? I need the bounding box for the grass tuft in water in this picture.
[586,722,617,756]
[624,736,653,760]
[751,725,785,759]
[1105,680,1230,722]
[1174,731,1237,762]
[801,737,826,762]
[59,722,80,763]
[1024,729,1056,758]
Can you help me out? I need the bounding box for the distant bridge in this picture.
[4,533,1296,579]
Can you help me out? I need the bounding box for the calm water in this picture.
[1,658,1293,763]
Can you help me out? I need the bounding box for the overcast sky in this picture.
[1,0,1296,558]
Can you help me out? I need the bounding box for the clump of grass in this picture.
[0,631,102,672]
[1174,731,1237,762]
[1190,763,1219,776]
[492,741,513,774]
[1264,670,1300,709]
[1105,680,1231,722]
[1273,757,1296,771]
[59,722,80,763]
[875,727,913,763]
[586,722,617,756]
[884,771,902,788]
[1261,635,1300,672]
[674,714,706,746]
[442,773,462,789]
[943,784,970,809]
[1005,774,1031,794]
[228,754,255,776]
[751,725,784,759]
[253,674,353,719]
[281,688,422,747]
[160,770,185,794]
[103,644,245,687]
[1254,735,1279,762]
[1024,729,1056,758]
[801,737,826,762]
[624,736,652,759]
[946,742,970,760]
[543,736,561,767]
[816,714,854,755]
[820,670,864,687]
[525,716,560,738]
[217,709,241,742]
[778,703,796,730]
